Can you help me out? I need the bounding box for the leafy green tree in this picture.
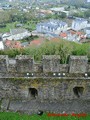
[0,11,11,23]
[60,12,67,19]
[84,10,90,18]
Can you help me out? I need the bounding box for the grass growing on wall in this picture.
[0,112,89,120]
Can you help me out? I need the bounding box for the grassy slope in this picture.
[0,112,90,120]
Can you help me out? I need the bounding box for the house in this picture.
[50,7,70,16]
[45,33,59,40]
[36,20,68,35]
[50,7,65,14]
[2,29,31,41]
[5,40,21,49]
[85,27,90,34]
[0,35,4,50]
[10,28,31,40]
[60,32,67,39]
[59,29,86,42]
[72,18,88,31]
[2,33,11,41]
[85,27,90,38]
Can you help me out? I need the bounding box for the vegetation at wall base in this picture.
[0,112,89,120]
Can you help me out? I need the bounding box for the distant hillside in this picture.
[0,0,8,3]
[68,0,88,5]
[0,0,87,5]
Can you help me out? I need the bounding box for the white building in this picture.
[36,20,68,35]
[2,29,31,41]
[85,27,90,34]
[10,28,31,40]
[50,7,65,12]
[0,41,4,50]
[72,18,88,31]
[85,27,90,38]
[50,7,69,16]
[0,36,4,50]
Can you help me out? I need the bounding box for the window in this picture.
[28,88,38,99]
[73,86,84,98]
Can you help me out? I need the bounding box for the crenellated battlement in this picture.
[0,55,90,76]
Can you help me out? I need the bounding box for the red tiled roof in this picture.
[76,32,83,36]
[60,33,67,38]
[68,29,85,36]
[13,42,21,48]
[5,40,21,49]
[5,40,11,46]
[30,39,43,46]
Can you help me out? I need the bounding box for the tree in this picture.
[84,10,90,18]
[60,12,67,19]
[0,11,11,23]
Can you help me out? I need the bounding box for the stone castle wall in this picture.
[0,55,90,113]
[0,55,89,75]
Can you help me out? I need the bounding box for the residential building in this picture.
[85,27,90,34]
[10,28,31,40]
[5,40,21,49]
[72,18,88,31]
[0,35,4,50]
[36,20,68,35]
[85,27,90,38]
[59,29,86,42]
[50,7,65,13]
[3,29,31,41]
[2,33,11,41]
[50,7,70,16]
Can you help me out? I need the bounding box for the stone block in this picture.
[42,55,60,72]
[69,56,88,73]
[0,55,9,72]
[15,55,34,73]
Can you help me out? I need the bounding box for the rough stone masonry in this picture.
[0,55,90,114]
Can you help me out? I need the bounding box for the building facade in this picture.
[36,20,68,35]
[72,18,88,31]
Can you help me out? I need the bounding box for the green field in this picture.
[0,112,90,120]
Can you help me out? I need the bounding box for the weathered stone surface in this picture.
[0,55,9,72]
[69,56,88,73]
[15,55,34,73]
[0,78,90,102]
[59,64,69,72]
[1,99,10,110]
[2,99,90,114]
[0,55,90,114]
[42,55,60,72]
[0,55,89,75]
